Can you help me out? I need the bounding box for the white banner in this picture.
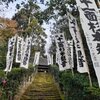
[76,0,100,86]
[55,33,70,71]
[56,47,59,65]
[68,13,88,73]
[20,36,32,69]
[33,52,40,66]
[4,35,16,72]
[67,40,74,69]
[16,36,24,63]
[47,54,53,65]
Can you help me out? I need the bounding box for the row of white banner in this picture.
[55,33,73,71]
[75,0,100,87]
[54,14,89,72]
[47,54,53,65]
[4,0,100,87]
[55,0,100,87]
[4,35,40,72]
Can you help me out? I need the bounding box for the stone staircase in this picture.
[38,65,49,72]
[20,72,62,100]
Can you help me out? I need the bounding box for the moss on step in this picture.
[20,72,62,100]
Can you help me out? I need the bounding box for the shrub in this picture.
[0,65,35,99]
[59,71,100,100]
[50,65,100,100]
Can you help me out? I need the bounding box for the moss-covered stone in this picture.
[21,72,62,100]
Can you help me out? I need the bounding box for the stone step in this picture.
[25,92,60,96]
[26,89,58,92]
[37,65,49,72]
[23,93,61,97]
[21,95,61,100]
[24,90,60,96]
[20,72,61,100]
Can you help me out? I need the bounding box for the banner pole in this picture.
[5,70,8,78]
[71,66,74,77]
[85,58,92,87]
[70,40,74,77]
[88,71,93,87]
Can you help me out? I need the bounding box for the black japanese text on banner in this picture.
[4,35,16,72]
[55,33,70,71]
[20,36,32,69]
[75,0,100,87]
[56,46,60,65]
[67,40,74,69]
[16,36,24,63]
[68,13,88,73]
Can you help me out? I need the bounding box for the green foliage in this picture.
[0,45,7,70]
[0,70,5,77]
[50,65,60,82]
[12,0,46,54]
[59,71,100,100]
[12,1,42,31]
[0,65,35,99]
[42,0,78,21]
[50,65,100,100]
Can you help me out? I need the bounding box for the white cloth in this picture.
[76,0,100,87]
[33,52,40,66]
[55,33,70,71]
[47,54,53,65]
[16,36,24,63]
[4,35,16,72]
[68,13,88,73]
[20,36,32,69]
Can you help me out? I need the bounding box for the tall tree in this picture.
[12,0,47,53]
[42,0,98,80]
[0,17,17,69]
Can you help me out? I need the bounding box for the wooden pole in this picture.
[70,66,74,77]
[88,71,93,87]
[85,58,93,87]
[69,40,74,77]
